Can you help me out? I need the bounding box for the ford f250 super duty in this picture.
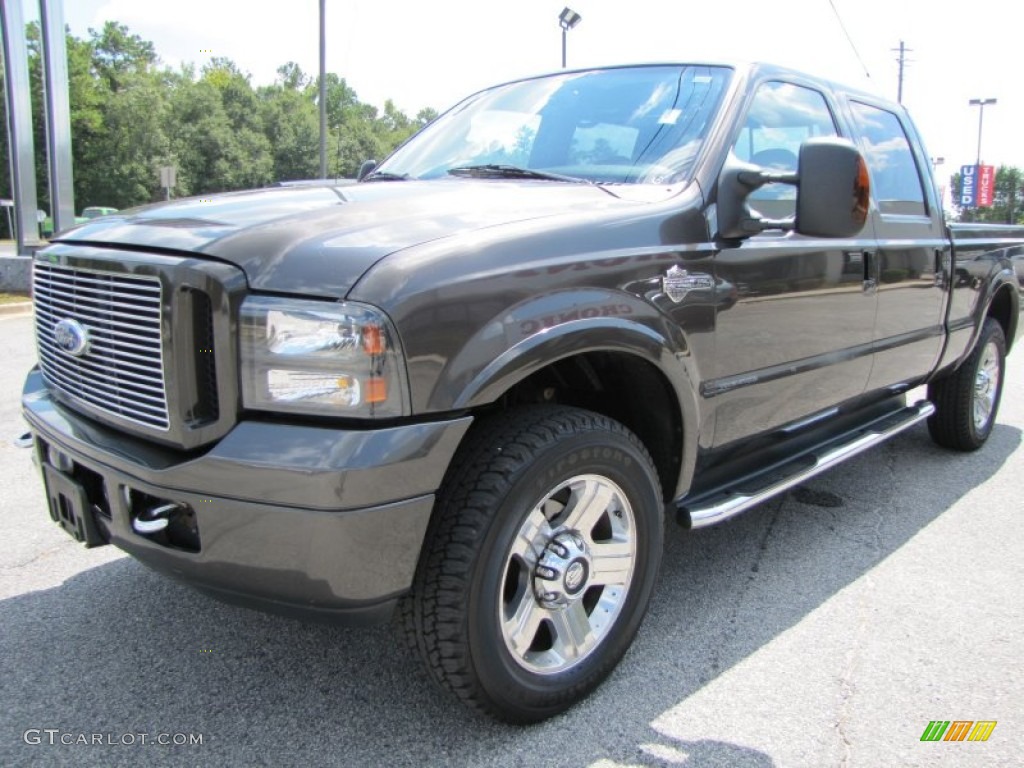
[22,62,1024,722]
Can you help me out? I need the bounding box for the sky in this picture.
[43,0,1023,180]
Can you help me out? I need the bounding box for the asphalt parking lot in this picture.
[1,307,1021,768]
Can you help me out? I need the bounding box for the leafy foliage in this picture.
[0,21,433,218]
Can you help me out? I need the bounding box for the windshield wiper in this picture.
[447,164,590,183]
[362,171,409,182]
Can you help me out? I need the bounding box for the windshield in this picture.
[373,65,732,185]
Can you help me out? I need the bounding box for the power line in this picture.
[892,40,912,103]
[827,0,871,80]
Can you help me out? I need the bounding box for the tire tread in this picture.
[928,318,1006,451]
[399,405,659,722]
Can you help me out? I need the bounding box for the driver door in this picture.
[710,80,877,447]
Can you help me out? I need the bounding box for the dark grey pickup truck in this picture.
[22,62,1024,722]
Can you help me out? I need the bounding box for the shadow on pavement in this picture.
[0,423,1019,767]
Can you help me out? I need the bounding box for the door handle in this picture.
[860,250,877,295]
[934,249,948,288]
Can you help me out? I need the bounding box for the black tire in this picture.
[401,405,664,723]
[928,317,1006,451]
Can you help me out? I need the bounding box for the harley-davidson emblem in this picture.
[663,266,714,303]
[53,318,90,357]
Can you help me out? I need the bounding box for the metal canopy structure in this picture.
[1,0,76,253]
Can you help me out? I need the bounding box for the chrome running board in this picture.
[679,400,935,529]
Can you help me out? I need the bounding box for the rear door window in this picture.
[849,101,927,216]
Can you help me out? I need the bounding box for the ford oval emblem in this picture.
[53,318,90,357]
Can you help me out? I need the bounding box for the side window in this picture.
[732,82,839,217]
[849,102,926,216]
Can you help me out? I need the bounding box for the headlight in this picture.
[240,296,409,418]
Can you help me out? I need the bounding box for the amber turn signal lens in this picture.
[364,378,388,403]
[853,156,870,225]
[362,325,385,355]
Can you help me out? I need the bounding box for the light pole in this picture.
[931,157,946,211]
[968,97,997,166]
[559,7,581,69]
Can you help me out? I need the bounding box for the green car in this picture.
[77,206,119,222]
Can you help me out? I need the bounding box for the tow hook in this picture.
[13,432,33,449]
[132,503,183,535]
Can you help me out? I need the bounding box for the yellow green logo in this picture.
[920,720,997,742]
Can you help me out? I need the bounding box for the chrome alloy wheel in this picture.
[973,340,1001,432]
[499,474,637,675]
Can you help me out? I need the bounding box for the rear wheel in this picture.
[402,405,663,723]
[928,317,1006,451]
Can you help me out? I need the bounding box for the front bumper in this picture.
[22,369,472,624]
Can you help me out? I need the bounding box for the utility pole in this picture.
[892,40,911,104]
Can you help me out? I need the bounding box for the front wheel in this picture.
[928,317,1006,451]
[402,405,664,723]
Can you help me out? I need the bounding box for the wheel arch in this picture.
[448,320,699,503]
[985,278,1019,352]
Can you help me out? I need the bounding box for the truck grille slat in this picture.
[38,362,169,413]
[37,347,167,395]
[34,268,161,294]
[38,332,164,370]
[35,305,160,344]
[35,292,162,327]
[36,318,162,358]
[33,263,169,430]
[74,339,162,361]
[34,283,162,305]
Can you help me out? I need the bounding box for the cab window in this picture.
[849,101,927,216]
[732,81,840,217]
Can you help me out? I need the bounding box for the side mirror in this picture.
[716,137,870,240]
[716,154,797,239]
[357,159,378,181]
[795,138,870,238]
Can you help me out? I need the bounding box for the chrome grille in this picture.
[34,262,169,430]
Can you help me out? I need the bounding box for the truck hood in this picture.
[55,181,634,296]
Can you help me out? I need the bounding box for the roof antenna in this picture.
[827,0,872,80]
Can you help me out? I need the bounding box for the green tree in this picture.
[415,107,439,128]
[276,61,308,91]
[259,70,320,182]
[26,21,165,212]
[89,21,157,93]
[89,76,170,206]
[3,20,435,210]
[165,59,273,193]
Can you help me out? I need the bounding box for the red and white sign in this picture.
[977,165,996,207]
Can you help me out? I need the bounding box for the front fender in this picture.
[455,317,678,407]
[427,288,703,497]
